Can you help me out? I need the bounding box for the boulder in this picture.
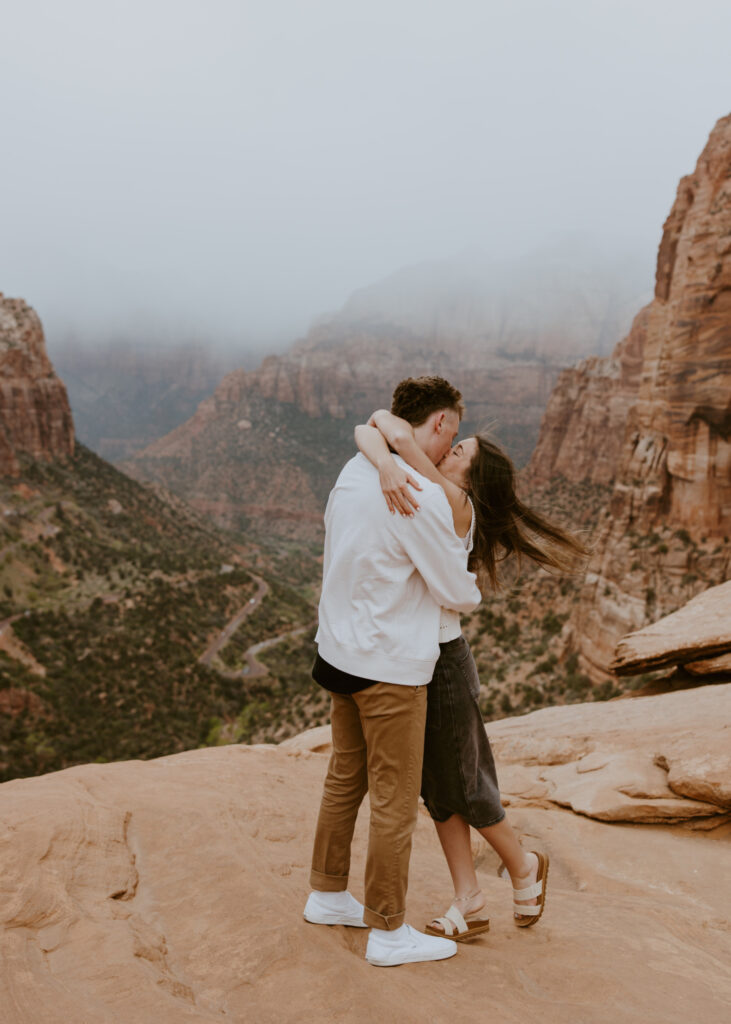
[610,580,731,676]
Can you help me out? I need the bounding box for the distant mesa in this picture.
[0,294,74,476]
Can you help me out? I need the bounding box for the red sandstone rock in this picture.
[526,306,648,487]
[527,115,731,679]
[1,686,730,1023]
[610,580,731,675]
[0,294,74,476]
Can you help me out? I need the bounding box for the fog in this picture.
[2,0,730,353]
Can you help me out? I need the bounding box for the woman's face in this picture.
[438,436,478,488]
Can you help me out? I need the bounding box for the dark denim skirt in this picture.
[421,635,505,828]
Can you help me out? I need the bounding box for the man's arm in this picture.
[393,490,481,613]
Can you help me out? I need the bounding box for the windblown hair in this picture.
[465,435,588,589]
[391,375,465,426]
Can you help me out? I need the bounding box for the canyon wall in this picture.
[527,114,731,679]
[526,306,648,487]
[52,341,243,461]
[124,237,651,536]
[0,295,74,476]
[129,327,562,535]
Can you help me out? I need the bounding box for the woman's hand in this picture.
[378,459,422,516]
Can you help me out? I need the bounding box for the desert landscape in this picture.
[1,5,730,1018]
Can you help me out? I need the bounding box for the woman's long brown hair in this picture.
[465,435,588,590]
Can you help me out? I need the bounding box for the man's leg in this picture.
[309,691,368,893]
[354,682,427,930]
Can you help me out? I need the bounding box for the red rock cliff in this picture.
[526,306,648,487]
[533,115,731,678]
[0,294,75,475]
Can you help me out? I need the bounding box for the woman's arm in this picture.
[354,424,422,516]
[368,410,471,536]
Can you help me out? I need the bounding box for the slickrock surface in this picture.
[291,683,731,826]
[611,580,731,675]
[527,114,731,679]
[0,294,74,476]
[2,686,730,1024]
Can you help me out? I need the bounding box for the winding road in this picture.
[199,574,313,681]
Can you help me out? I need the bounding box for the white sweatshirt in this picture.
[315,453,481,685]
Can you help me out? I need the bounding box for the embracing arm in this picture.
[354,424,422,516]
[368,410,471,536]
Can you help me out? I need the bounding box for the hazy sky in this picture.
[2,0,730,351]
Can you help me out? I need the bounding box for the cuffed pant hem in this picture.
[310,869,348,892]
[363,907,406,930]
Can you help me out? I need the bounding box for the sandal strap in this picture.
[431,915,456,935]
[513,903,541,916]
[444,905,468,933]
[513,880,544,899]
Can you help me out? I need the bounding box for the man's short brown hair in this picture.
[390,375,464,426]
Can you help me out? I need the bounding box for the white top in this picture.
[315,454,481,686]
[439,496,476,642]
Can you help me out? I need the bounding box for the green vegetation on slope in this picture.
[0,445,318,781]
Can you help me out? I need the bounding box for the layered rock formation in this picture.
[128,333,561,535]
[1,684,729,1024]
[123,237,650,537]
[611,579,731,677]
[527,114,731,678]
[0,295,74,476]
[527,306,648,487]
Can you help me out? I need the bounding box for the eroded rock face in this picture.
[0,294,74,476]
[527,115,731,679]
[526,306,648,487]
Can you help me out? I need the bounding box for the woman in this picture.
[355,409,586,940]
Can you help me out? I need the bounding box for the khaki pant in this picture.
[310,682,427,930]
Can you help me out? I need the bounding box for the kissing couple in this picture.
[304,375,585,966]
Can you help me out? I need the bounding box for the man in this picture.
[303,376,481,967]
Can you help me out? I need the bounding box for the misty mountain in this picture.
[324,239,651,358]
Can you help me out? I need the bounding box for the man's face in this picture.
[421,409,461,465]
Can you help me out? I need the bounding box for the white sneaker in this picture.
[303,890,367,927]
[365,924,458,967]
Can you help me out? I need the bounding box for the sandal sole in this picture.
[425,921,490,942]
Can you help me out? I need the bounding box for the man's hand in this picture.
[378,460,422,516]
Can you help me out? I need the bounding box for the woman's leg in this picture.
[430,813,540,924]
[424,639,540,923]
[430,815,486,922]
[477,817,539,917]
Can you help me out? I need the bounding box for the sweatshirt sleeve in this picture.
[393,489,482,614]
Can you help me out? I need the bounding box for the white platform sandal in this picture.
[511,851,549,928]
[425,890,490,942]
